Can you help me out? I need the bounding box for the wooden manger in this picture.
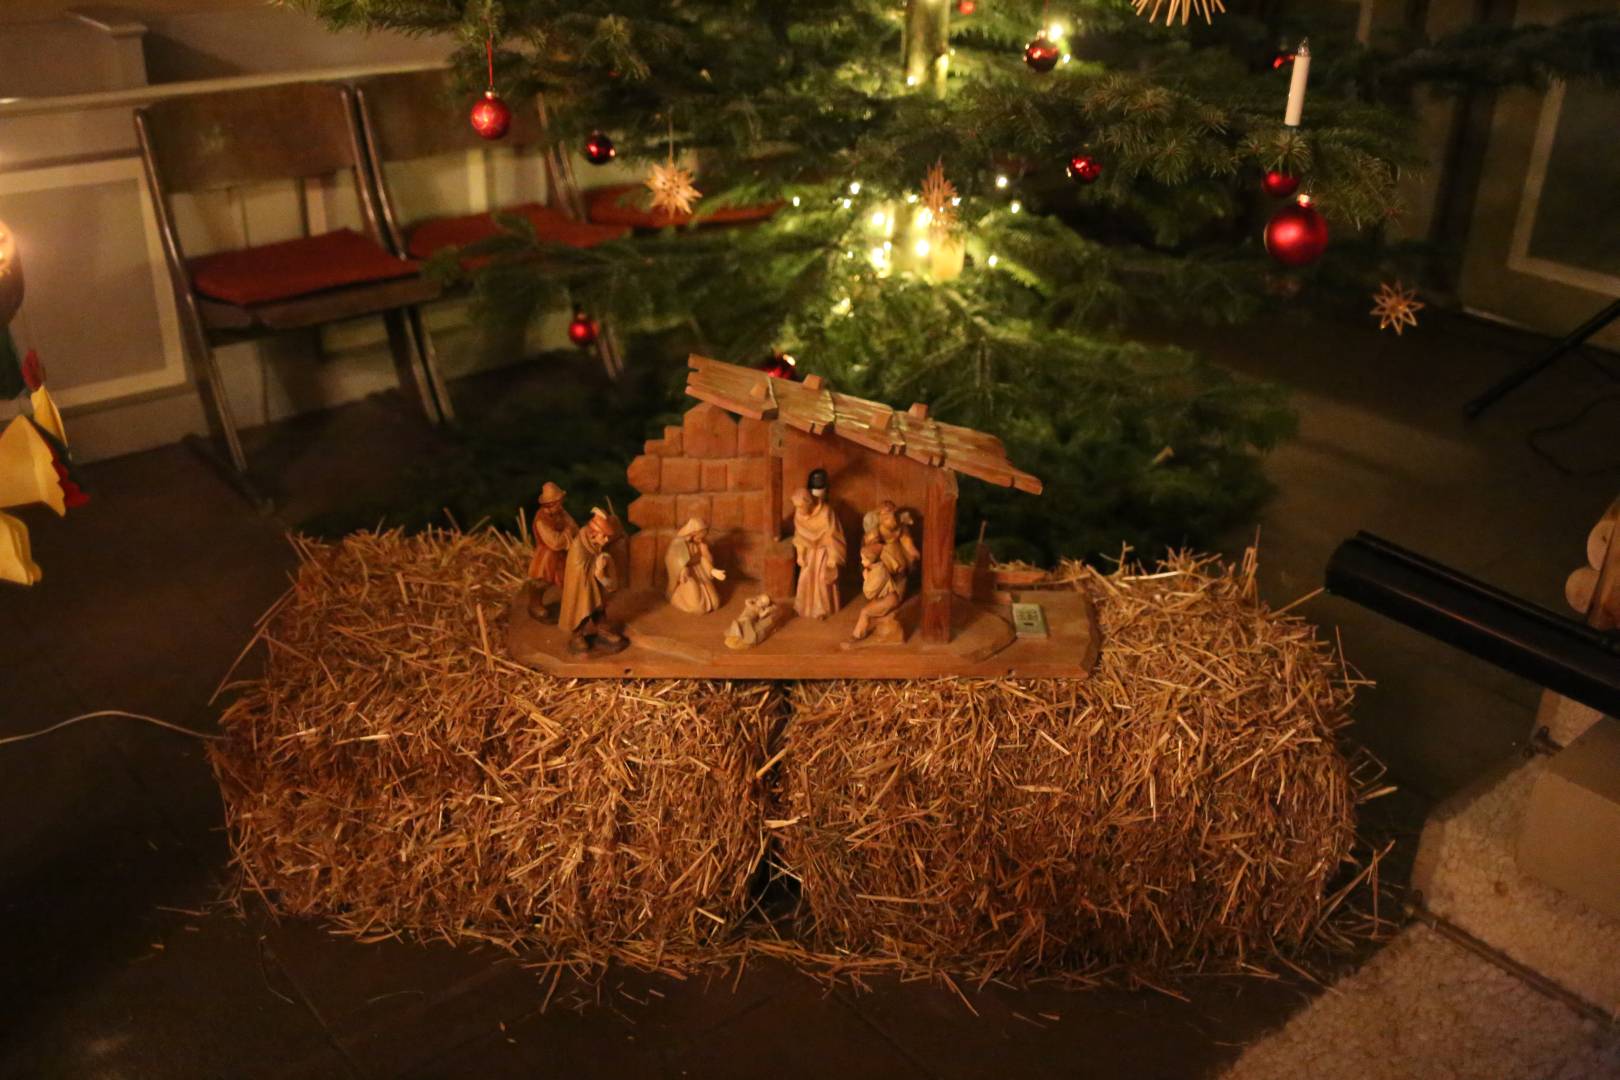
[506,354,1100,679]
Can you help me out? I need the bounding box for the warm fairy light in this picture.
[791,195,801,207]
[869,245,889,266]
[1048,22,1065,40]
[906,74,919,86]
[832,296,852,315]
[950,196,961,206]
[1009,200,1023,214]
[841,197,853,209]
[870,209,887,227]
[906,192,919,203]
[987,254,999,267]
[916,208,934,227]
[914,238,931,257]
[995,175,1009,189]
[848,181,862,195]
[1062,52,1073,63]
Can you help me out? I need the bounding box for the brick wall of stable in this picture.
[627,403,775,590]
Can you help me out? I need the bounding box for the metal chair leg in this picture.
[595,321,627,382]
[383,309,443,424]
[182,314,249,476]
[405,306,455,423]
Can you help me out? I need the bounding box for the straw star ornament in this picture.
[1370,281,1424,336]
[1133,0,1226,25]
[920,160,959,238]
[646,161,702,218]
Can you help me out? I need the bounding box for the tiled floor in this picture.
[1,307,1614,1078]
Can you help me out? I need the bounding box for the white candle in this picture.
[1284,40,1311,128]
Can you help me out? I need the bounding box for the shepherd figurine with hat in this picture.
[526,480,578,619]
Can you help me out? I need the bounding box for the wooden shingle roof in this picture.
[685,354,1042,495]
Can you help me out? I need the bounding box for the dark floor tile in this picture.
[0,903,337,1080]
[658,970,933,1080]
[829,975,1309,1080]
[263,915,524,1035]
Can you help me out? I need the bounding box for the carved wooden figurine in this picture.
[863,500,919,581]
[559,508,626,654]
[526,481,578,618]
[724,594,781,650]
[791,469,846,620]
[846,541,905,646]
[665,517,727,614]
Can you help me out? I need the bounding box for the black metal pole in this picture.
[1325,533,1620,718]
[1464,297,1620,420]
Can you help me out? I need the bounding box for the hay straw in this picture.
[209,528,776,973]
[211,530,1382,989]
[769,550,1377,987]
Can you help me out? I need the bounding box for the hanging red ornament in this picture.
[583,130,616,166]
[1271,48,1298,71]
[1261,169,1300,198]
[1264,195,1329,268]
[470,92,511,140]
[761,349,799,380]
[955,0,977,13]
[567,307,598,348]
[1066,153,1103,184]
[1023,34,1060,73]
[470,35,510,141]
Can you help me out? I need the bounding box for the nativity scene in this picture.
[505,354,1100,678]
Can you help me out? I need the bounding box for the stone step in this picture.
[1412,753,1620,1015]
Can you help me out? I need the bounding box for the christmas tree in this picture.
[294,0,1619,562]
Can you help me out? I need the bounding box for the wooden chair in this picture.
[352,69,631,379]
[135,81,451,484]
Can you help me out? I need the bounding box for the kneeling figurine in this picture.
[665,517,726,614]
[844,542,905,647]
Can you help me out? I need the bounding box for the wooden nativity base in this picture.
[506,582,1100,680]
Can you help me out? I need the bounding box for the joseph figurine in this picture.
[790,469,846,620]
[559,508,625,654]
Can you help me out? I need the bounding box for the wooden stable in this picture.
[507,355,1099,679]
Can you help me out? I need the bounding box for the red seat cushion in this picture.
[584,184,782,229]
[189,228,418,307]
[405,203,630,261]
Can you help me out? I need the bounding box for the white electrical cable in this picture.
[0,710,222,749]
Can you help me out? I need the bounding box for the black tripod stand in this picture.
[1465,296,1620,420]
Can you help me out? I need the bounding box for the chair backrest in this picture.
[137,81,366,194]
[354,68,545,164]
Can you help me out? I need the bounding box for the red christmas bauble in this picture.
[469,91,512,140]
[1264,198,1329,268]
[1261,169,1300,198]
[955,0,976,13]
[761,350,799,380]
[583,130,616,166]
[567,308,598,348]
[1066,153,1102,184]
[1271,50,1297,71]
[1024,35,1060,73]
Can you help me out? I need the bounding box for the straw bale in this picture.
[212,530,1377,987]
[210,528,776,968]
[771,550,1371,985]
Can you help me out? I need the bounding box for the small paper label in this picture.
[1011,602,1048,638]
